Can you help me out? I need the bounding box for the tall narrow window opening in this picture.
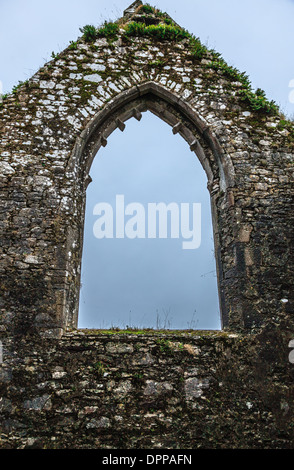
[78,111,220,330]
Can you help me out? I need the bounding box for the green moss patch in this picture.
[75,328,228,338]
[138,4,156,14]
[97,21,119,39]
[206,58,279,115]
[123,22,189,41]
[79,25,97,42]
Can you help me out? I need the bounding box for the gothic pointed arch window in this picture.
[78,110,221,330]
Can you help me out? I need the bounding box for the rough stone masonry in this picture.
[0,1,293,448]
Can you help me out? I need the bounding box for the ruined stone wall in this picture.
[0,2,294,449]
[1,329,294,449]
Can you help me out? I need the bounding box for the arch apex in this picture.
[124,1,143,17]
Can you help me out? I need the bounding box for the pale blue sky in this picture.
[1,0,294,116]
[1,1,293,329]
[79,113,219,330]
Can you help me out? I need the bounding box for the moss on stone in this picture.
[76,328,232,338]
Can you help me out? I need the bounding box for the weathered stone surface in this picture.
[0,330,293,448]
[185,377,210,400]
[105,342,134,354]
[86,417,111,429]
[23,395,52,411]
[144,380,174,396]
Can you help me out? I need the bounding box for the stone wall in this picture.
[1,329,294,449]
[0,2,293,449]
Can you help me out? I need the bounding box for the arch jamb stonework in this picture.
[65,81,233,330]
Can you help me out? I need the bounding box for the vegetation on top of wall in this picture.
[76,328,226,338]
[79,22,119,43]
[136,4,175,22]
[79,25,97,42]
[239,87,279,114]
[123,21,189,41]
[207,59,251,88]
[138,4,156,14]
[51,51,59,59]
[0,96,6,108]
[77,8,206,61]
[12,80,27,94]
[206,57,279,115]
[123,5,280,115]
[188,34,208,59]
[68,40,78,50]
[0,80,30,107]
[97,21,119,38]
[0,5,289,122]
[121,22,207,60]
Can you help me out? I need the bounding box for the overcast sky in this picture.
[80,114,219,330]
[1,1,293,330]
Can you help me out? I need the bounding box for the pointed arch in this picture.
[67,81,235,193]
[62,81,235,330]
